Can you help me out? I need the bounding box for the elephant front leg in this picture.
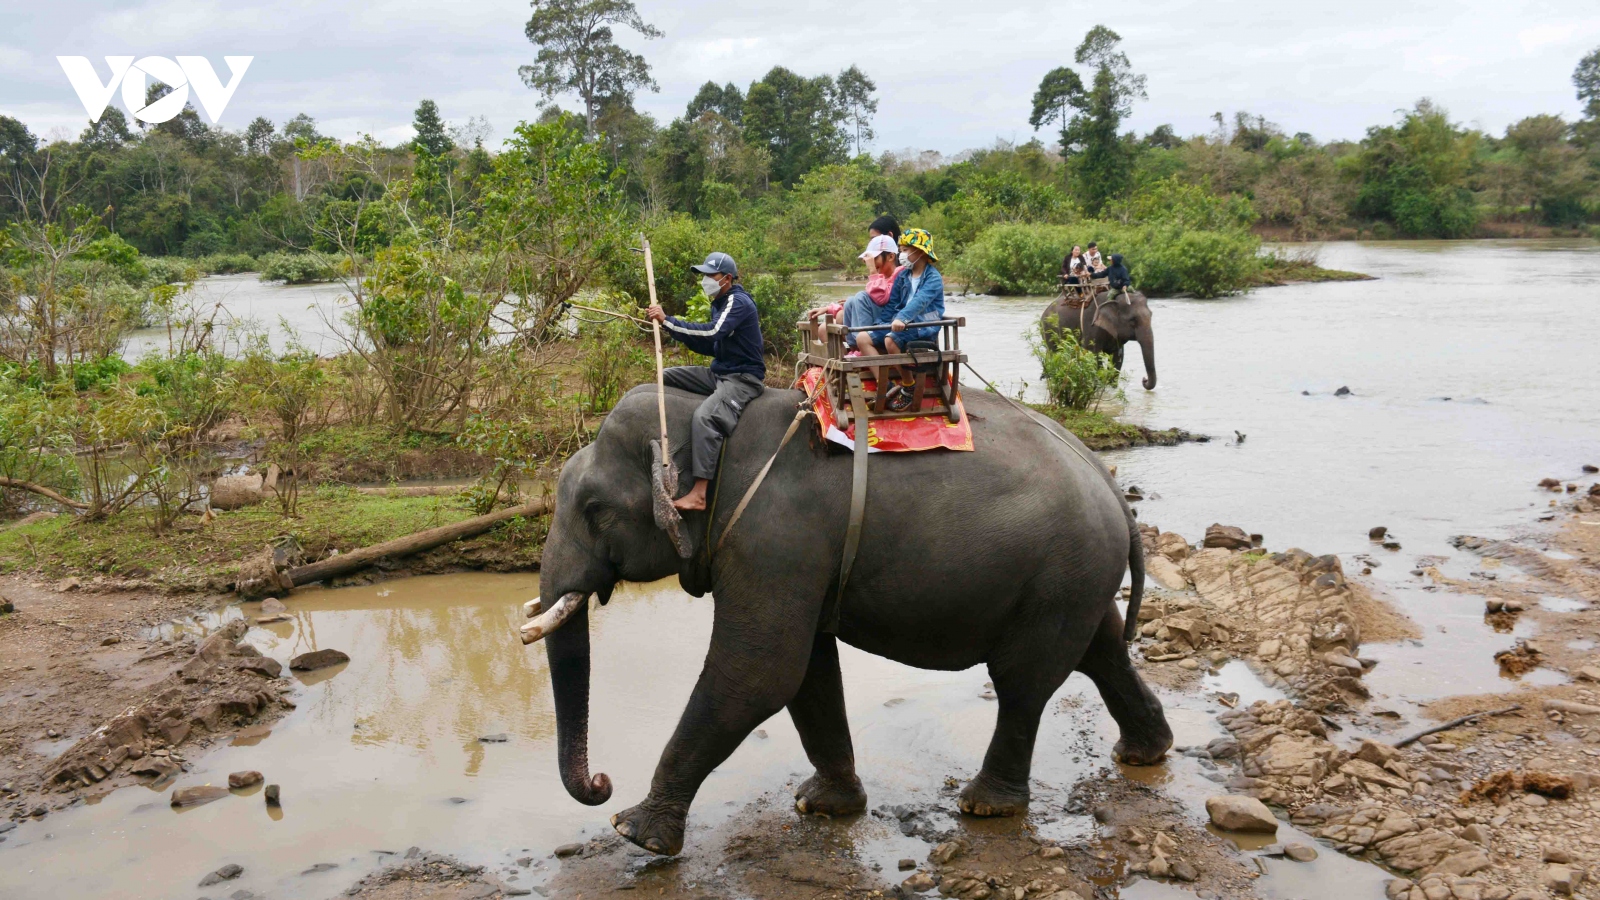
[611,600,819,856]
[788,633,867,817]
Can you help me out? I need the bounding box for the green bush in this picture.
[1029,324,1121,411]
[80,235,149,284]
[142,256,199,286]
[953,220,1261,298]
[195,253,258,275]
[745,271,814,366]
[258,251,340,284]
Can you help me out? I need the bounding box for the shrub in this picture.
[195,253,258,275]
[745,270,814,366]
[142,256,199,286]
[953,220,1261,298]
[80,235,148,284]
[1029,324,1121,411]
[576,315,650,414]
[258,251,340,284]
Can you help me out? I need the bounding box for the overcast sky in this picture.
[4,0,1599,155]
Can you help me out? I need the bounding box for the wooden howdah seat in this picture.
[799,312,967,428]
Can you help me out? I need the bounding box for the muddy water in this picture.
[14,240,1597,898]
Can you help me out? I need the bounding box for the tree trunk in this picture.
[282,496,548,588]
[0,477,87,511]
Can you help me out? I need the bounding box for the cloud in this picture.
[3,0,1598,154]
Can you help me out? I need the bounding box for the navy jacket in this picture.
[662,284,766,379]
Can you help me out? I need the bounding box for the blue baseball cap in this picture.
[689,252,738,277]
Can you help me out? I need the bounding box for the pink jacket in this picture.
[866,265,905,305]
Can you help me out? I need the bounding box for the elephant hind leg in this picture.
[788,633,867,817]
[960,614,1096,818]
[1076,605,1172,766]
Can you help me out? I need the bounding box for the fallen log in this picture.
[0,477,88,511]
[1393,704,1522,748]
[281,497,550,589]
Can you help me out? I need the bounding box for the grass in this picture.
[1027,404,1196,451]
[297,425,490,484]
[0,486,525,591]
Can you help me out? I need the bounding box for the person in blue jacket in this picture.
[855,228,945,412]
[646,251,765,511]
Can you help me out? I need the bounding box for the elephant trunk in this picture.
[1136,320,1157,391]
[544,596,613,805]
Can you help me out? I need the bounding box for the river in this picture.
[7,239,1596,899]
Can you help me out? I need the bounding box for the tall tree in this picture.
[413,99,455,156]
[742,67,848,186]
[686,81,744,124]
[1062,25,1147,214]
[835,65,878,156]
[519,0,663,135]
[1575,46,1600,148]
[243,117,276,155]
[1027,66,1084,140]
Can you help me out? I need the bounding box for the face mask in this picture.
[700,276,722,298]
[897,252,909,266]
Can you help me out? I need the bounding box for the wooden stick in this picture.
[566,302,646,325]
[281,497,549,589]
[641,235,670,468]
[1393,705,1522,748]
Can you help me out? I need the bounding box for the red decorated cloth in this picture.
[800,366,974,453]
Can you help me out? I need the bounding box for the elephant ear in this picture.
[1091,300,1134,341]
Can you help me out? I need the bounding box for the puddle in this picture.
[1201,661,1287,708]
[1568,639,1597,651]
[1514,668,1572,687]
[1541,596,1590,613]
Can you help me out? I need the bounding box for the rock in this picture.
[261,597,287,616]
[1155,532,1191,561]
[898,858,916,870]
[1281,842,1317,862]
[171,785,231,808]
[1584,464,1599,473]
[264,784,281,806]
[1204,524,1254,551]
[1544,698,1600,716]
[1577,666,1600,683]
[1385,880,1413,900]
[1369,526,1388,540]
[929,840,964,865]
[1341,759,1412,791]
[553,843,583,858]
[1430,850,1490,876]
[198,864,244,887]
[1205,795,1278,833]
[1375,830,1477,873]
[1039,845,1065,859]
[1542,846,1574,864]
[302,862,340,874]
[1170,859,1199,881]
[902,872,936,892]
[478,734,510,743]
[1542,864,1579,895]
[1335,386,1351,396]
[1539,478,1562,490]
[1354,738,1401,766]
[1146,555,1190,590]
[1460,824,1490,846]
[228,771,263,789]
[289,649,350,671]
[211,474,265,510]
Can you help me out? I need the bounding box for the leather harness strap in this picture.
[828,372,873,634]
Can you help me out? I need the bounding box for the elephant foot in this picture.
[794,772,867,817]
[610,802,685,856]
[1111,728,1173,766]
[957,772,1029,817]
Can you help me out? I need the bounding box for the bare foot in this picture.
[672,479,709,511]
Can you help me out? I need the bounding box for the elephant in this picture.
[534,381,1174,856]
[1040,287,1157,390]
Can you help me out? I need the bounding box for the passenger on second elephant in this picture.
[1098,253,1131,290]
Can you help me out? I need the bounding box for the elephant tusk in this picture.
[523,597,543,618]
[520,592,588,645]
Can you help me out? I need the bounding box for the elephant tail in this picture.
[1123,513,1144,643]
